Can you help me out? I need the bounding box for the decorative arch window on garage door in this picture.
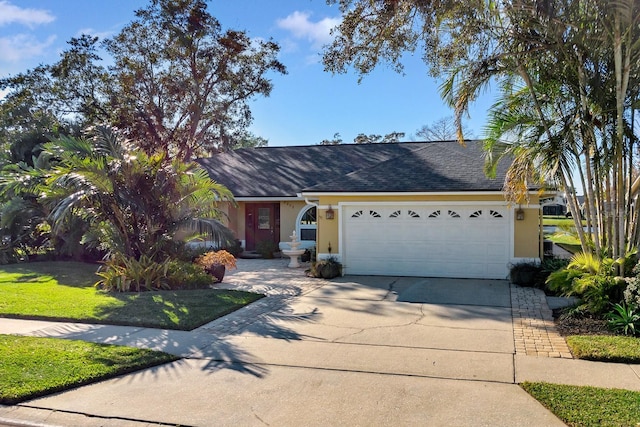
[389,210,420,218]
[469,209,504,219]
[427,209,461,218]
[351,210,381,218]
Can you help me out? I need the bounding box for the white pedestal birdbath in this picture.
[281,231,305,268]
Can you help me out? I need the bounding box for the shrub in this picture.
[546,268,584,296]
[509,261,541,286]
[307,256,342,279]
[256,240,277,259]
[166,260,214,290]
[532,257,570,289]
[575,275,624,314]
[623,277,640,307]
[540,257,570,275]
[301,248,312,263]
[173,245,212,263]
[606,303,640,336]
[95,254,171,292]
[219,239,243,257]
[632,261,640,277]
[621,251,638,277]
[545,251,627,315]
[96,254,221,291]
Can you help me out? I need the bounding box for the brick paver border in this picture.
[511,284,573,358]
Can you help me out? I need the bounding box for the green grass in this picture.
[543,216,585,254]
[0,261,263,330]
[566,335,640,363]
[0,334,178,404]
[521,382,640,427]
[543,216,581,227]
[546,232,580,246]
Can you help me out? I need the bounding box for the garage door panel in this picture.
[344,204,511,279]
[487,242,508,253]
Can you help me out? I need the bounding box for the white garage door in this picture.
[343,204,511,279]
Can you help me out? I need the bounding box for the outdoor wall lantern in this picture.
[325,205,335,220]
[516,205,525,221]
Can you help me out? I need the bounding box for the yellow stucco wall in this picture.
[514,207,542,258]
[515,193,542,259]
[235,203,245,241]
[279,200,308,242]
[315,202,337,256]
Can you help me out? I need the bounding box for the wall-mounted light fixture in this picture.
[325,205,335,220]
[516,205,525,221]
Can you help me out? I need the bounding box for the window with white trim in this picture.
[298,206,317,241]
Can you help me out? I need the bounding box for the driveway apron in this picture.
[19,264,564,426]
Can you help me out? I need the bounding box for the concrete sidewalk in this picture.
[1,259,639,426]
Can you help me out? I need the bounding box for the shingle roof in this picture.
[303,140,509,193]
[197,140,509,197]
[196,143,426,197]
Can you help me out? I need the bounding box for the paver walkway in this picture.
[197,258,328,335]
[511,285,573,358]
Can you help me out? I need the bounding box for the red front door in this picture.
[245,203,280,251]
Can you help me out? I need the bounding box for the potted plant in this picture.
[195,250,237,283]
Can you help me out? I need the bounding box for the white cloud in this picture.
[0,34,56,62]
[276,11,340,50]
[0,1,55,27]
[304,53,323,65]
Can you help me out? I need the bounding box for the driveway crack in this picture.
[383,279,398,300]
[331,307,427,342]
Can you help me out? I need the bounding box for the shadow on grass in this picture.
[90,289,265,331]
[0,261,99,287]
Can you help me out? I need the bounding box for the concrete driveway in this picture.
[9,262,564,426]
[221,276,515,383]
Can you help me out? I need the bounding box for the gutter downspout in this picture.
[303,197,319,208]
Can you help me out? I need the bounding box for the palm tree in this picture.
[442,0,640,259]
[41,126,235,259]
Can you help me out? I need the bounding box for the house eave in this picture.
[299,191,517,197]
[234,196,303,202]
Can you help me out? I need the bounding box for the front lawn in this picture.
[0,262,263,330]
[566,335,640,364]
[543,216,583,254]
[522,382,640,427]
[0,334,178,404]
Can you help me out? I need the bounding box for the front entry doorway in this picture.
[245,203,280,251]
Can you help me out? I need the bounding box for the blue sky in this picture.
[0,0,495,146]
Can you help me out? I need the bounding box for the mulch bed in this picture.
[553,309,612,336]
